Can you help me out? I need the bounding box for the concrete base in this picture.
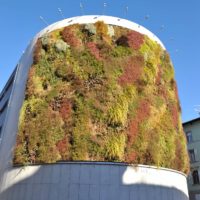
[0,162,188,200]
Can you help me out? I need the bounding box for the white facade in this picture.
[0,15,187,200]
[0,163,188,200]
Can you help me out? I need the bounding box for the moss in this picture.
[111,46,132,57]
[14,22,189,174]
[35,57,58,86]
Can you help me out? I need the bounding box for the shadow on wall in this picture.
[0,163,188,200]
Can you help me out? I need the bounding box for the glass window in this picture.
[193,170,200,184]
[0,100,8,115]
[189,149,196,162]
[186,131,193,143]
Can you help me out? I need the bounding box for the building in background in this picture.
[0,15,189,200]
[183,118,200,200]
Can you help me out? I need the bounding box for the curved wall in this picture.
[0,15,188,199]
[0,163,188,200]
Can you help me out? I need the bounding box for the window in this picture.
[186,131,193,143]
[189,149,196,162]
[192,170,200,184]
[0,100,8,115]
[0,69,15,102]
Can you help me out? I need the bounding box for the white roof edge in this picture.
[35,15,165,49]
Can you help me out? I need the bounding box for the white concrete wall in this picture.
[0,163,189,200]
[0,15,187,200]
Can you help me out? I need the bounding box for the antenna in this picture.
[175,49,179,53]
[80,2,84,15]
[39,16,49,26]
[144,14,150,20]
[58,8,65,19]
[102,2,107,15]
[125,6,128,18]
[170,49,179,54]
[160,25,165,31]
[194,105,200,116]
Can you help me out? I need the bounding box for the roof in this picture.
[183,117,200,126]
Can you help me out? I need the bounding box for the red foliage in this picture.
[156,65,162,85]
[173,82,182,112]
[126,151,137,163]
[56,136,69,160]
[128,120,138,141]
[118,56,144,86]
[128,99,151,144]
[59,100,72,120]
[169,103,179,129]
[158,85,168,100]
[116,31,144,50]
[86,42,101,60]
[127,30,144,50]
[172,81,180,104]
[174,139,183,171]
[62,26,82,48]
[33,40,42,64]
[26,67,35,97]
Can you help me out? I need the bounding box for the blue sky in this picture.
[0,0,199,122]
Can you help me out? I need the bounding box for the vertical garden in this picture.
[13,21,189,174]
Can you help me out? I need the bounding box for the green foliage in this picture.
[71,97,90,160]
[111,46,132,57]
[14,22,189,174]
[55,63,71,80]
[75,51,104,78]
[161,52,175,83]
[35,57,58,86]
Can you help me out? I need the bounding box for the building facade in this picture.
[0,68,16,144]
[183,118,200,200]
[0,15,189,200]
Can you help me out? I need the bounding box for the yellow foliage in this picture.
[95,21,108,37]
[32,76,46,95]
[146,104,167,131]
[104,133,126,161]
[107,86,136,126]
